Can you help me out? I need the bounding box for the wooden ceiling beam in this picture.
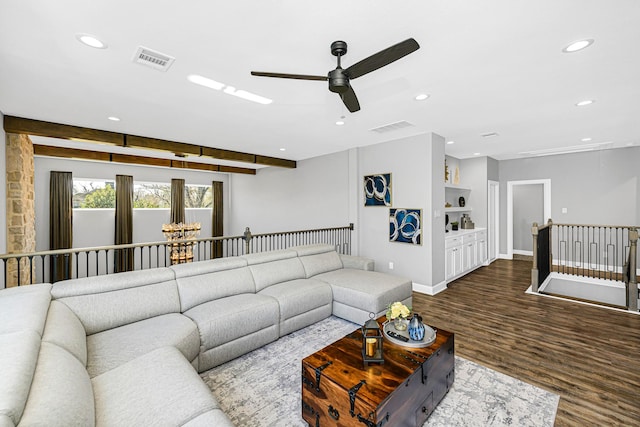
[4,115,123,145]
[33,144,256,175]
[5,115,295,169]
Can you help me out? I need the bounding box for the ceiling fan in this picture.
[251,38,420,113]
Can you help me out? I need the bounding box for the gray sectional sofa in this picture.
[0,244,412,426]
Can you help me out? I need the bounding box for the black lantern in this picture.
[361,313,384,366]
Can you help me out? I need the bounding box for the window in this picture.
[73,179,116,208]
[133,182,171,208]
[185,184,212,208]
[72,179,212,209]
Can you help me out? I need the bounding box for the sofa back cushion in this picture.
[19,342,95,427]
[243,250,305,292]
[294,245,344,278]
[0,330,41,427]
[0,284,52,336]
[42,301,88,366]
[172,257,255,312]
[51,268,180,335]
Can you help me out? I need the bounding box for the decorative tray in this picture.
[382,321,437,348]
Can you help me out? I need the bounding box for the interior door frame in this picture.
[506,179,551,259]
[487,180,499,263]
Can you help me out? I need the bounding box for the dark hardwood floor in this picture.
[412,259,640,427]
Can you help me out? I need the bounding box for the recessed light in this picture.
[581,137,592,142]
[563,39,594,53]
[336,120,345,126]
[414,94,430,101]
[279,148,286,151]
[473,152,481,156]
[76,33,107,49]
[108,116,120,122]
[575,99,595,107]
[446,140,455,145]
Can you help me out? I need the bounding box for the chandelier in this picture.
[162,222,201,264]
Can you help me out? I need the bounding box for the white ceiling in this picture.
[1,1,639,167]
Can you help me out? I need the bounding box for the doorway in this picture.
[507,179,551,259]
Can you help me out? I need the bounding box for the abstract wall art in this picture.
[389,208,422,245]
[364,173,392,206]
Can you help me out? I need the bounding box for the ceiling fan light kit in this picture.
[251,38,420,112]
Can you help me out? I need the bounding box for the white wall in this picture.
[34,156,229,251]
[358,133,445,291]
[228,151,352,235]
[499,147,640,253]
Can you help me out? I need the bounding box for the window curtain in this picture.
[171,178,185,224]
[49,171,73,282]
[212,181,223,258]
[114,175,134,273]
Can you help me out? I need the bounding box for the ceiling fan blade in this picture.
[345,38,420,80]
[340,86,360,113]
[251,71,328,81]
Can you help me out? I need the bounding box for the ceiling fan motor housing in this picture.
[328,68,349,93]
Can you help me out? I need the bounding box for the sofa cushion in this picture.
[86,313,200,378]
[249,257,306,292]
[19,342,95,427]
[292,244,336,256]
[259,278,333,335]
[92,346,219,427]
[175,265,256,312]
[0,284,52,336]
[315,269,412,314]
[258,278,332,322]
[42,300,87,366]
[183,293,279,351]
[241,249,298,265]
[171,256,247,280]
[52,268,180,335]
[298,250,344,278]
[0,331,40,426]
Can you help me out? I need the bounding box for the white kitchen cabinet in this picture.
[445,228,487,283]
[445,237,463,280]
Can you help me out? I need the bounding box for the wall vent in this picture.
[369,120,414,134]
[132,46,175,72]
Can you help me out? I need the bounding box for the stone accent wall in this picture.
[5,133,36,287]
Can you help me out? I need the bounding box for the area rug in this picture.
[200,316,559,426]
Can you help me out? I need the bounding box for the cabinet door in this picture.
[463,241,477,271]
[446,246,462,280]
[477,236,488,264]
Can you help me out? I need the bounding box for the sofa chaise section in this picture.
[293,244,413,324]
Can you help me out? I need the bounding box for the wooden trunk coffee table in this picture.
[301,317,454,427]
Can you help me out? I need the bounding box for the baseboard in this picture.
[513,249,533,256]
[498,253,512,260]
[412,281,447,296]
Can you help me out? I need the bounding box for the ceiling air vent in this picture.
[481,132,499,138]
[132,46,175,72]
[369,120,414,134]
